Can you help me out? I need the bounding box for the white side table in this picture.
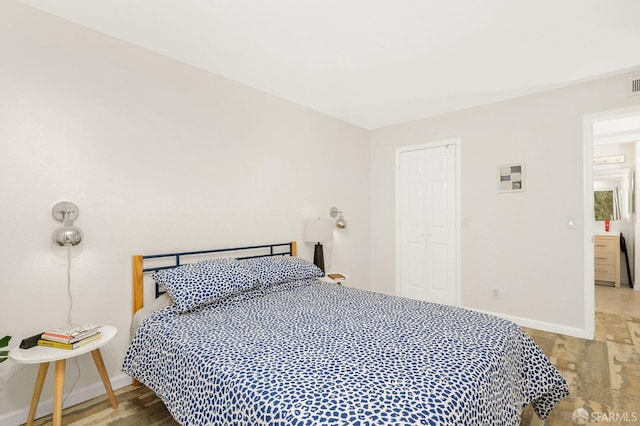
[9,325,118,426]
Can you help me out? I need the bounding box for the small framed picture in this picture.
[498,163,525,193]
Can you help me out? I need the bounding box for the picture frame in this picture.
[498,163,525,193]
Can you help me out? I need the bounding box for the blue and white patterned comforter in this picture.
[123,279,568,425]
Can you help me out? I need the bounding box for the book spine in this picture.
[68,330,99,344]
[40,334,72,344]
[42,331,75,339]
[37,340,73,350]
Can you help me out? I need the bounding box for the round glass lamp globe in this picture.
[52,226,83,246]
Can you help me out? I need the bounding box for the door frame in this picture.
[395,138,462,306]
[583,104,640,340]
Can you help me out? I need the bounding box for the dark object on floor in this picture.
[620,233,633,288]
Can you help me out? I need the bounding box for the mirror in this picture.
[593,168,633,221]
[594,189,615,221]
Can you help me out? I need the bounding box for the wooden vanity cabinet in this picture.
[594,234,620,288]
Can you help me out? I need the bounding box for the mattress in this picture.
[123,278,568,425]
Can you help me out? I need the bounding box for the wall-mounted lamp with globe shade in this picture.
[329,207,347,229]
[51,201,83,323]
[51,201,83,246]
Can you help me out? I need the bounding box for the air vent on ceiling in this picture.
[629,76,640,97]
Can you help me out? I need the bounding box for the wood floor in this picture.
[29,384,178,426]
[26,285,640,425]
[520,285,640,425]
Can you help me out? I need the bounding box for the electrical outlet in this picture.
[491,287,501,300]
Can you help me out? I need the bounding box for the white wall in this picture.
[0,2,370,423]
[371,70,640,336]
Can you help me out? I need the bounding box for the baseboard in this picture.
[470,307,589,339]
[0,373,131,426]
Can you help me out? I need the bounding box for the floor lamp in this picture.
[304,218,334,275]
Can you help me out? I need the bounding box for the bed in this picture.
[123,242,569,425]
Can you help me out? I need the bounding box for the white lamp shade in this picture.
[304,218,334,243]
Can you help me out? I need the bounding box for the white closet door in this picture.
[399,144,456,305]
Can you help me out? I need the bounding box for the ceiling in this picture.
[15,0,640,129]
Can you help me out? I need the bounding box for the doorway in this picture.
[584,106,640,337]
[396,138,461,306]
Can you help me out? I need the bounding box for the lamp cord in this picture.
[66,245,73,324]
[63,245,81,405]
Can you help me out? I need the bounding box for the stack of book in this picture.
[38,323,102,350]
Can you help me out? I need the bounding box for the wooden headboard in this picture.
[131,241,297,315]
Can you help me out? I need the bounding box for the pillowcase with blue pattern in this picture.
[239,256,323,287]
[152,258,259,312]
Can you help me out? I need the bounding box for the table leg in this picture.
[52,359,66,426]
[26,363,49,426]
[90,349,118,408]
